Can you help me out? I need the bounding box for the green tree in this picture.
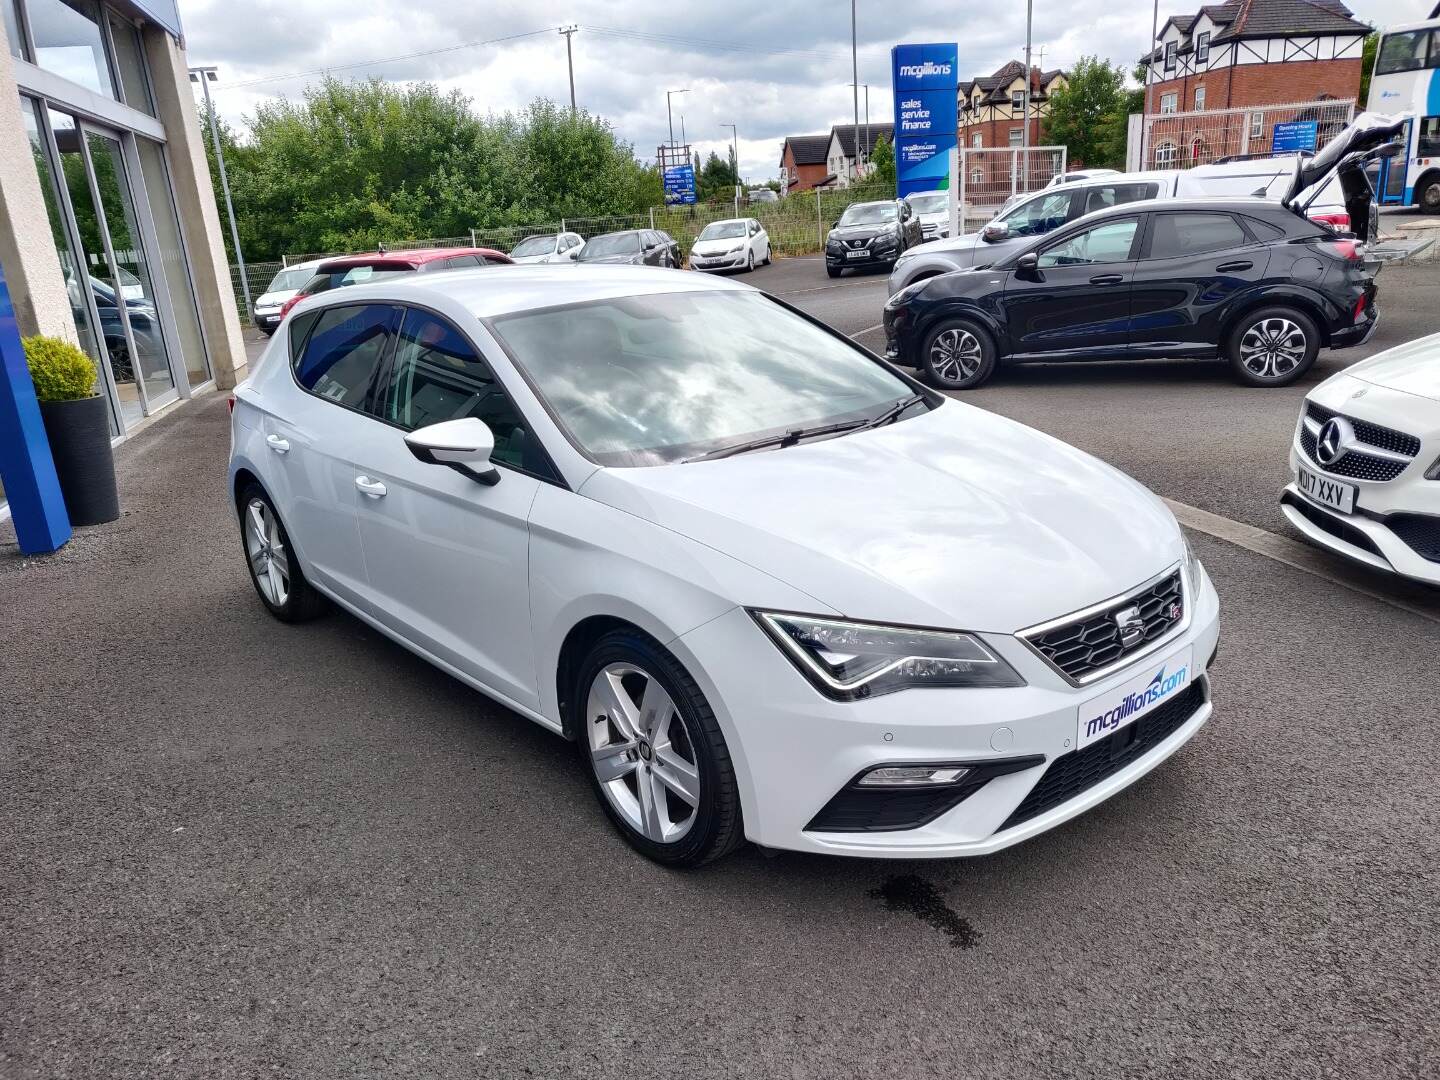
[697,150,738,201]
[1042,56,1134,169]
[1359,31,1378,106]
[869,135,895,189]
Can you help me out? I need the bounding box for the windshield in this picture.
[510,235,558,257]
[265,267,316,293]
[303,266,415,294]
[581,233,642,257]
[698,221,747,240]
[838,202,897,226]
[907,195,948,214]
[491,290,918,466]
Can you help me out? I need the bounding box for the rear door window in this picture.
[292,304,402,411]
[1146,213,1250,259]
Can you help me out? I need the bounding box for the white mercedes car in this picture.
[688,218,770,272]
[228,265,1220,866]
[1283,333,1440,585]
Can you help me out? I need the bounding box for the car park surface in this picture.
[2,256,1438,1079]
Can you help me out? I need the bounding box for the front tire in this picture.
[826,264,842,278]
[238,482,328,622]
[745,250,755,272]
[921,318,998,390]
[1227,306,1318,387]
[574,630,743,867]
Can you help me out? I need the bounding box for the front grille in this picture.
[998,682,1205,833]
[1021,570,1185,684]
[848,239,868,249]
[1386,513,1440,562]
[1306,401,1421,457]
[1298,425,1409,482]
[1282,492,1384,557]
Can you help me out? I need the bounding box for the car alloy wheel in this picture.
[1239,317,1307,381]
[929,327,984,383]
[586,661,701,844]
[244,497,291,607]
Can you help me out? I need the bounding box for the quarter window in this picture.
[380,309,549,477]
[1147,213,1248,259]
[1079,182,1160,215]
[1038,219,1139,267]
[292,304,400,410]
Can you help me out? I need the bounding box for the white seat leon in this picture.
[1283,332,1440,584]
[229,265,1220,866]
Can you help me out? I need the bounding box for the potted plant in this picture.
[24,335,119,526]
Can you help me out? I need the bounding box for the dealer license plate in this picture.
[1077,646,1193,751]
[1296,465,1356,514]
[845,249,868,259]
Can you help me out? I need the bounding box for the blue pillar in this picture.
[0,259,71,554]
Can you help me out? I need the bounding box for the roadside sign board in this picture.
[1273,120,1319,153]
[892,42,958,198]
[663,163,697,205]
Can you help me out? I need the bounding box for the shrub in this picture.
[23,335,96,402]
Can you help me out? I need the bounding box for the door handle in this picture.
[354,476,387,498]
[265,434,290,454]
[1089,274,1124,285]
[1215,260,1253,273]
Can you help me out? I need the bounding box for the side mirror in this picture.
[982,222,1010,243]
[831,220,840,230]
[1016,252,1040,275]
[404,417,500,485]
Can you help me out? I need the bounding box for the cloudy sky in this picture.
[182,0,1419,182]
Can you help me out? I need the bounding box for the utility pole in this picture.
[1141,0,1159,167]
[850,0,860,184]
[189,65,251,317]
[666,88,690,147]
[1022,0,1033,187]
[680,114,687,148]
[721,123,740,216]
[558,25,578,113]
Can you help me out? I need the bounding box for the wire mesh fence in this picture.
[956,146,1068,232]
[227,184,911,324]
[1138,98,1356,171]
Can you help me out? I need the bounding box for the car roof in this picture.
[588,229,646,238]
[306,264,753,320]
[1072,195,1289,219]
[317,247,507,270]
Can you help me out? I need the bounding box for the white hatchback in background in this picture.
[251,258,326,336]
[508,232,585,264]
[1282,333,1440,585]
[903,190,952,241]
[229,266,1218,867]
[689,218,770,272]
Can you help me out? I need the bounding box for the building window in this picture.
[1196,31,1210,63]
[1250,111,1264,139]
[1165,41,1177,71]
[1009,128,1023,146]
[1012,89,1025,112]
[1160,92,1178,115]
[1154,141,1177,166]
[106,10,154,116]
[4,0,24,59]
[970,167,983,183]
[1194,86,1206,112]
[26,0,117,98]
[971,132,982,148]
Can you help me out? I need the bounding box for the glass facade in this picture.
[27,0,114,98]
[136,138,209,387]
[4,0,23,59]
[105,9,152,115]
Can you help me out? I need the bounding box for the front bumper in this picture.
[691,251,747,271]
[252,308,282,329]
[672,568,1221,858]
[827,246,898,270]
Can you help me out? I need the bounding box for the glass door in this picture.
[82,125,178,412]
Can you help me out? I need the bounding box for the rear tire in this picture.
[574,629,744,867]
[1226,306,1319,387]
[238,482,328,623]
[921,318,998,390]
[1418,175,1440,214]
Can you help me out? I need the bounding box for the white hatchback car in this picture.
[229,266,1220,866]
[508,231,585,264]
[689,218,770,272]
[1283,333,1440,585]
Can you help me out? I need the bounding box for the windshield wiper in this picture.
[683,395,928,463]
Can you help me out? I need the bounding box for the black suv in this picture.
[825,200,922,277]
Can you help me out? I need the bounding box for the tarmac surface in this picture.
[2,257,1437,1079]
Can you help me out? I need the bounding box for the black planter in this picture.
[39,395,119,526]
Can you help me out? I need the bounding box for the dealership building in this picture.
[0,0,245,517]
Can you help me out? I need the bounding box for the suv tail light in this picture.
[1310,211,1351,232]
[1318,238,1364,262]
[279,295,304,319]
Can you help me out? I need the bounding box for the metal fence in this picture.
[956,146,1067,232]
[1136,98,1356,172]
[227,184,903,323]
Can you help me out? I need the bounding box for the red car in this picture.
[278,247,513,319]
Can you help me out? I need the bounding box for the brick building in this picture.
[957,62,1067,187]
[779,134,832,193]
[1140,0,1368,166]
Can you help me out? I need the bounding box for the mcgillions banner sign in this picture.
[891,42,958,198]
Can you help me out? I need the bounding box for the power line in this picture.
[223,27,556,89]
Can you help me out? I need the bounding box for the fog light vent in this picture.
[857,765,970,787]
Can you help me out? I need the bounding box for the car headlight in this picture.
[1183,534,1204,594]
[1425,456,1440,480]
[752,611,1025,699]
[728,244,744,253]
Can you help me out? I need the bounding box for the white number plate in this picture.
[1296,465,1356,514]
[845,249,869,259]
[1078,646,1193,751]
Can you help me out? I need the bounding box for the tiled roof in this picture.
[960,61,1065,106]
[1143,0,1365,60]
[782,133,830,166]
[833,123,895,158]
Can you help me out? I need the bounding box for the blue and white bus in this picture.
[1368,14,1440,209]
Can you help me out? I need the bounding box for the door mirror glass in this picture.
[404,417,500,485]
[982,222,1010,243]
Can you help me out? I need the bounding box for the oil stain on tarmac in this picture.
[870,874,980,949]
